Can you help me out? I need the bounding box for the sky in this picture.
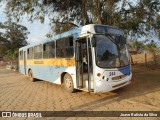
[0,3,51,44]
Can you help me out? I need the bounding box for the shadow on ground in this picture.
[66,65,160,111]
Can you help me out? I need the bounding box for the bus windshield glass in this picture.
[94,25,124,36]
[94,35,129,68]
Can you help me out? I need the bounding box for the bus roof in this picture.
[19,24,121,50]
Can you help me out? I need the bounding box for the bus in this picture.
[19,24,132,93]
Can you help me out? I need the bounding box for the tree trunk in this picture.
[145,53,147,67]
[153,53,157,66]
[130,55,134,65]
[93,0,102,24]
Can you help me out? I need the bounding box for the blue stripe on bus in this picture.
[118,65,131,75]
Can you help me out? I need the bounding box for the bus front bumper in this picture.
[94,73,132,93]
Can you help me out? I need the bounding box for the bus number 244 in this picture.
[109,72,116,76]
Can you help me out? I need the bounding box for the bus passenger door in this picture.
[24,51,27,75]
[76,38,93,92]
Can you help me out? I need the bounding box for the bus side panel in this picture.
[19,60,25,75]
[27,65,60,83]
[27,65,76,85]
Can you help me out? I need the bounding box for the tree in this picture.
[157,15,160,39]
[0,1,121,31]
[144,41,159,65]
[118,0,160,36]
[132,40,144,53]
[4,0,84,33]
[2,0,160,37]
[4,49,19,67]
[0,22,29,66]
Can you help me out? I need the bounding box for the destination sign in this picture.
[94,25,124,35]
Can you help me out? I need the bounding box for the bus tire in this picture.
[63,73,75,93]
[28,70,36,82]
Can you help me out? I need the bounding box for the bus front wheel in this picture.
[63,74,75,93]
[28,70,36,82]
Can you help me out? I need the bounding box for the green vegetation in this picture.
[129,39,160,66]
[2,0,160,36]
[144,41,159,65]
[132,41,145,53]
[0,22,29,66]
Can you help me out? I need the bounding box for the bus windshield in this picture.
[94,34,129,68]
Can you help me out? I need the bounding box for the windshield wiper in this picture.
[104,33,116,44]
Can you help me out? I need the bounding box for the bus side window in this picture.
[43,41,55,59]
[69,37,73,46]
[34,45,42,59]
[56,39,63,58]
[19,50,23,60]
[49,41,55,58]
[56,37,74,58]
[27,47,33,59]
[43,44,46,51]
[66,37,74,58]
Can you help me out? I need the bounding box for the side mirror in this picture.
[122,36,127,44]
[92,36,96,47]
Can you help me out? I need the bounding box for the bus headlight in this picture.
[97,73,101,77]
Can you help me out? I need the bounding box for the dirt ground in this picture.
[0,64,160,120]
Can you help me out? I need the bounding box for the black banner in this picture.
[0,111,160,117]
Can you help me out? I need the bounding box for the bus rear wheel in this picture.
[63,74,75,93]
[28,70,36,82]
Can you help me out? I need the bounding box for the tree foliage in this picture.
[132,40,144,53]
[144,41,159,64]
[2,0,160,36]
[0,22,29,63]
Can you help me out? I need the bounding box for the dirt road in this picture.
[0,65,160,120]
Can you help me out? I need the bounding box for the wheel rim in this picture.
[66,77,72,88]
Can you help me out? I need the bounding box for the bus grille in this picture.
[112,81,128,88]
[112,75,127,81]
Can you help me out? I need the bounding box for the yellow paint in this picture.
[19,58,76,67]
[19,60,24,65]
